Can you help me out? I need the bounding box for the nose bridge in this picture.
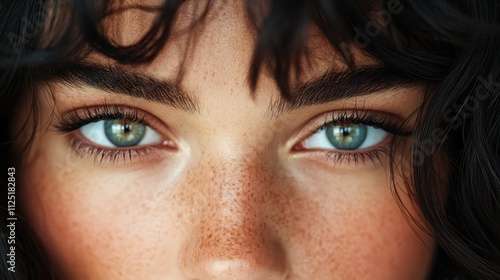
[203,152,270,252]
[209,149,269,217]
[180,151,288,279]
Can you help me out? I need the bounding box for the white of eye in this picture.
[304,124,388,150]
[79,120,162,148]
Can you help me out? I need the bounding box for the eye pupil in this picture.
[341,127,352,136]
[326,123,367,150]
[123,122,132,133]
[104,119,146,147]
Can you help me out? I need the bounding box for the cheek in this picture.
[19,132,434,279]
[295,194,432,278]
[18,144,187,278]
[282,164,434,279]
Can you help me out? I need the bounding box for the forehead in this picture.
[87,0,380,81]
[43,0,405,119]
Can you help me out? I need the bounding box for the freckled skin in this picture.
[16,1,434,279]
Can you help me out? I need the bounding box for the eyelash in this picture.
[55,106,412,166]
[303,110,412,166]
[55,105,163,164]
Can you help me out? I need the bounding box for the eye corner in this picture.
[291,141,306,152]
[158,139,178,150]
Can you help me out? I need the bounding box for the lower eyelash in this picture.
[323,146,391,166]
[66,136,151,164]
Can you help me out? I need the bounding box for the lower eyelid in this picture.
[65,133,173,165]
[324,147,391,166]
[69,137,151,163]
[293,141,394,168]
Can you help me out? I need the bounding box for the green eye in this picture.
[325,123,368,150]
[104,119,146,147]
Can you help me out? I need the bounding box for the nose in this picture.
[180,155,288,280]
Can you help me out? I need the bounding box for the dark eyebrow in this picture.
[271,67,422,116]
[45,62,420,116]
[44,62,200,113]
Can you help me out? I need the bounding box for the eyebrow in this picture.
[44,62,421,115]
[45,62,200,113]
[271,67,421,116]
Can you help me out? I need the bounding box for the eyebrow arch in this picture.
[271,67,422,116]
[45,62,420,116]
[44,62,200,113]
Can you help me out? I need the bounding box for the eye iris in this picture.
[104,119,146,147]
[326,123,367,150]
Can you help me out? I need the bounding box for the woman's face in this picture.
[16,1,435,279]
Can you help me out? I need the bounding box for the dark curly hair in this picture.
[1,0,499,279]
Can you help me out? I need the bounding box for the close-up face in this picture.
[14,1,436,279]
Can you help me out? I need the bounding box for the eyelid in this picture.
[57,105,170,135]
[56,104,179,149]
[288,109,412,152]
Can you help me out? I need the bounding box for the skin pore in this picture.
[15,1,435,279]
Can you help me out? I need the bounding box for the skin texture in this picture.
[15,1,435,279]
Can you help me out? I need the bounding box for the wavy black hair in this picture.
[1,0,499,279]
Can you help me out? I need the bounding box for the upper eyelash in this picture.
[56,106,409,165]
[315,109,413,137]
[55,105,162,164]
[55,105,150,132]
